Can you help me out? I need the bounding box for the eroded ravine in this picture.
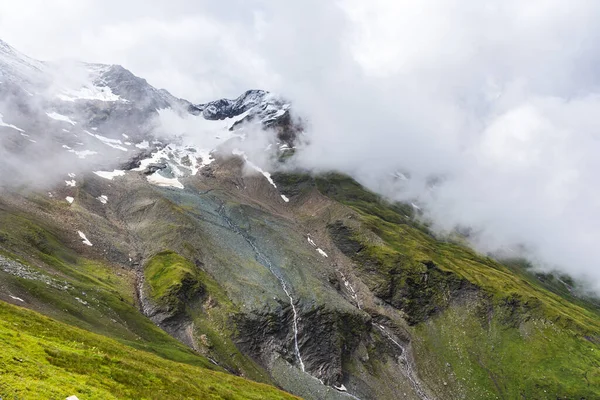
[217,203,306,371]
[375,324,431,400]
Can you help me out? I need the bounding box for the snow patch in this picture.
[85,130,128,151]
[340,271,361,309]
[46,112,76,125]
[307,237,317,247]
[65,196,74,204]
[65,180,76,187]
[0,112,24,132]
[317,248,328,258]
[281,194,290,202]
[57,85,122,102]
[135,140,150,149]
[146,173,184,189]
[68,149,97,159]
[94,170,125,180]
[97,195,108,204]
[9,295,24,302]
[134,144,209,176]
[77,231,93,246]
[232,149,277,188]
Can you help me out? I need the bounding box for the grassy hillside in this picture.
[276,172,600,399]
[3,171,600,399]
[0,300,298,400]
[143,251,273,383]
[0,198,280,395]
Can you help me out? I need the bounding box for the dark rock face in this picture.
[298,306,369,385]
[328,221,478,325]
[190,89,299,144]
[120,148,155,170]
[194,89,268,120]
[235,305,295,365]
[236,302,369,386]
[328,221,365,255]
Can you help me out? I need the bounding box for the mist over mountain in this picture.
[3,0,600,291]
[1,3,600,399]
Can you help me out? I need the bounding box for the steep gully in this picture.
[215,201,431,399]
[215,200,432,399]
[217,203,305,372]
[341,274,430,400]
[128,188,428,399]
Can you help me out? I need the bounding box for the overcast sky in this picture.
[2,0,600,289]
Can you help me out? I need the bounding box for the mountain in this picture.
[1,39,600,400]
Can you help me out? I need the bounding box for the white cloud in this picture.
[2,0,600,289]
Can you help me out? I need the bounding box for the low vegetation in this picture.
[0,300,297,399]
[277,171,600,398]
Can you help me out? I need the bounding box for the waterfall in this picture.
[375,324,431,400]
[218,204,305,371]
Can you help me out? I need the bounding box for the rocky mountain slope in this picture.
[1,39,600,400]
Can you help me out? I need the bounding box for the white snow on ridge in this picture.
[135,140,149,149]
[281,194,290,202]
[147,173,184,189]
[227,108,252,129]
[57,85,122,102]
[232,149,277,188]
[68,149,97,159]
[0,112,25,132]
[46,112,76,125]
[77,231,93,246]
[65,180,76,187]
[94,170,125,180]
[134,144,210,177]
[66,196,74,204]
[85,130,128,151]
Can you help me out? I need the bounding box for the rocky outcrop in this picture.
[328,220,478,325]
[236,302,369,386]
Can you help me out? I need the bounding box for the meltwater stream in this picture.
[375,324,431,400]
[217,204,306,371]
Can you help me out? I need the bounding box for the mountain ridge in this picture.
[1,39,599,400]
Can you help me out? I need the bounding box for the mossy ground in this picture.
[144,251,274,383]
[145,251,203,311]
[0,300,297,400]
[0,202,275,389]
[3,171,600,399]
